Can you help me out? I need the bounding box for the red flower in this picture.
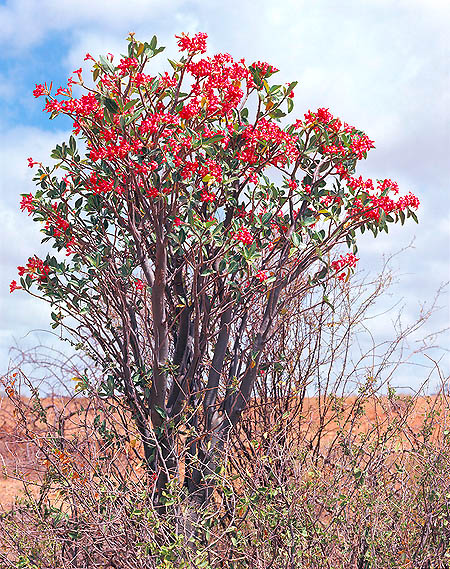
[251,61,279,76]
[331,253,359,281]
[201,190,216,203]
[17,256,50,282]
[20,194,34,214]
[117,57,139,76]
[176,32,208,55]
[200,159,222,182]
[146,187,159,198]
[32,84,46,98]
[10,280,21,293]
[71,68,83,83]
[65,237,76,256]
[134,279,146,291]
[234,227,253,245]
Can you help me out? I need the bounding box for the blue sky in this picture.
[0,0,448,392]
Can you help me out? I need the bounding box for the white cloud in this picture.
[0,0,199,50]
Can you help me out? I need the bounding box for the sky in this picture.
[0,0,449,393]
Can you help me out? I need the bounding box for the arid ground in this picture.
[1,393,447,509]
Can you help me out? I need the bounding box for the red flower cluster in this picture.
[186,53,249,118]
[181,160,199,181]
[44,203,70,237]
[20,194,35,214]
[146,187,159,198]
[117,57,139,76]
[331,253,359,281]
[9,280,22,293]
[238,118,298,168]
[321,194,342,208]
[17,256,50,282]
[201,190,216,203]
[251,61,279,76]
[33,83,47,98]
[87,172,125,195]
[350,191,419,222]
[200,159,222,182]
[348,133,375,159]
[27,157,38,168]
[65,237,77,256]
[176,32,208,55]
[303,108,352,133]
[234,227,254,245]
[134,279,146,291]
[45,92,102,122]
[139,112,179,135]
[255,270,268,282]
[88,135,143,162]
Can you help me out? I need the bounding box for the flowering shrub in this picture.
[11,32,419,518]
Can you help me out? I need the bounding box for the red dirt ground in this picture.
[0,394,447,508]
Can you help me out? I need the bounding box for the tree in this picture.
[11,32,419,524]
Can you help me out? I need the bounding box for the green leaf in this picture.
[150,77,160,93]
[154,405,167,419]
[123,99,139,112]
[261,212,272,225]
[168,59,180,70]
[291,232,300,247]
[285,81,298,97]
[103,97,119,114]
[69,135,76,154]
[301,217,316,227]
[126,108,144,125]
[204,134,225,145]
[99,55,115,74]
[249,66,262,88]
[316,266,328,280]
[269,108,286,119]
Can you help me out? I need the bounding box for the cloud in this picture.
[0,0,199,51]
